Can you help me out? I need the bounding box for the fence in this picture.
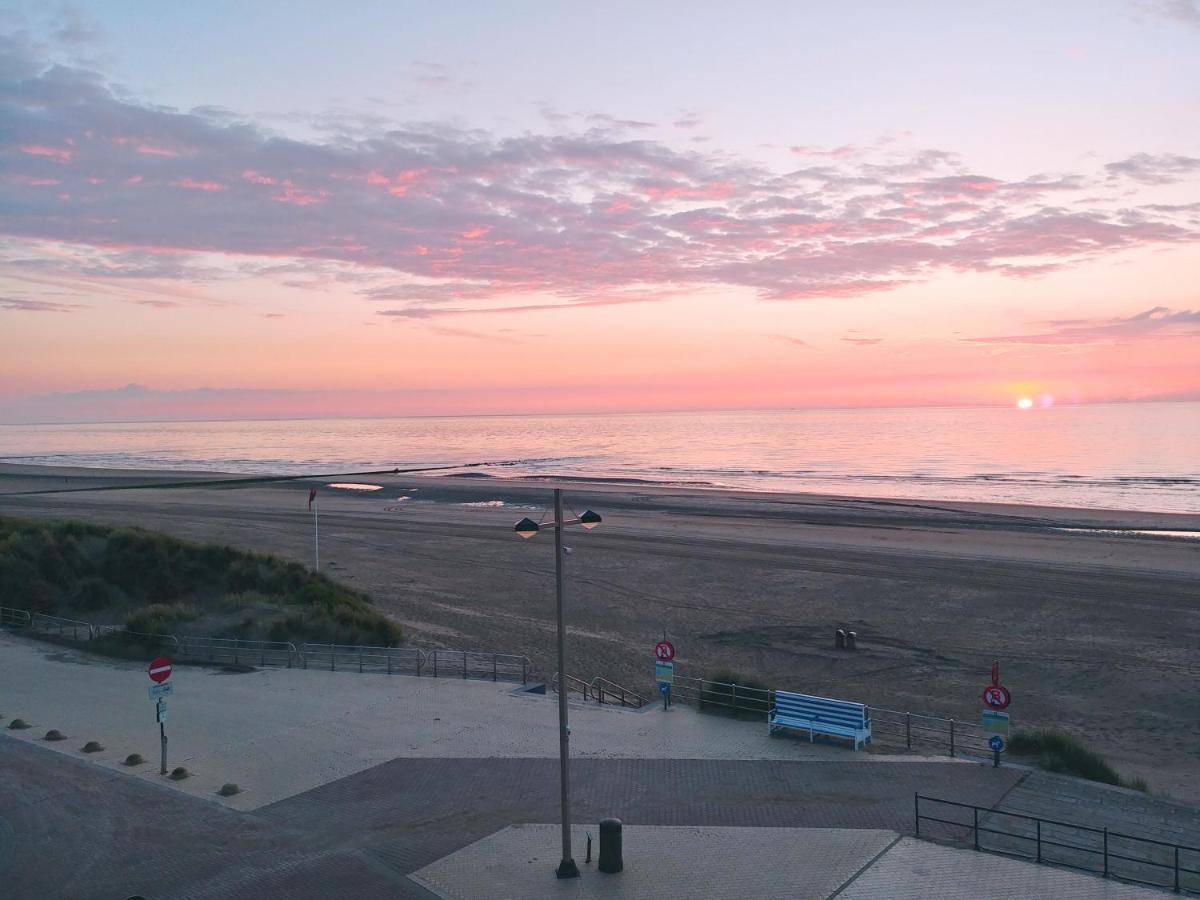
[871,706,991,758]
[669,671,991,758]
[672,674,772,717]
[0,605,530,684]
[916,794,1200,893]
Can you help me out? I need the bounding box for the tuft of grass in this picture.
[81,741,104,753]
[8,718,31,729]
[44,729,67,741]
[124,753,145,766]
[218,783,241,796]
[169,766,189,780]
[1008,728,1148,791]
[698,669,774,720]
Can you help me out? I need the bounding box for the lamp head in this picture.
[579,509,602,530]
[514,517,540,539]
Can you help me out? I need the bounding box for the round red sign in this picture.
[655,640,675,662]
[148,656,173,684]
[982,684,1011,710]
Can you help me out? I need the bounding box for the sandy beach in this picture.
[2,462,1198,800]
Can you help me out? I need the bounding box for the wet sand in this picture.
[2,462,1198,800]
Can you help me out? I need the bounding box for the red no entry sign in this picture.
[654,640,675,662]
[982,684,1011,710]
[148,656,173,684]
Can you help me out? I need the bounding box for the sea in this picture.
[1,403,1197,514]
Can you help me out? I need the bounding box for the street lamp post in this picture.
[514,489,601,880]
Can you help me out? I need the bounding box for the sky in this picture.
[1,1,1198,423]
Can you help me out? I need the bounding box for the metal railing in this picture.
[551,672,594,700]
[180,636,298,668]
[916,794,1200,893]
[425,649,530,683]
[31,612,97,641]
[0,605,530,684]
[0,607,32,628]
[870,706,991,758]
[669,671,990,758]
[589,676,647,709]
[671,674,773,717]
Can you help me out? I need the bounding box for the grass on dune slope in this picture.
[0,515,401,646]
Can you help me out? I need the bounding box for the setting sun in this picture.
[1017,397,1034,409]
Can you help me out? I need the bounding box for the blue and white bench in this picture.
[768,691,871,750]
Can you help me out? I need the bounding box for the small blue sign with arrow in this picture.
[989,735,1005,752]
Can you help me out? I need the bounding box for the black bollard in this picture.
[835,628,846,650]
[598,818,623,873]
[846,630,857,651]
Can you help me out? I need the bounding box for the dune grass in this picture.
[0,515,401,647]
[1008,728,1148,792]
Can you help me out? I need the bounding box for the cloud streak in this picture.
[967,307,1200,345]
[0,34,1197,319]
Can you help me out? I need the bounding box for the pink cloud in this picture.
[19,144,74,163]
[0,37,1196,312]
[171,178,228,192]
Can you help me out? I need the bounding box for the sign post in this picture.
[654,637,675,709]
[981,661,1011,767]
[148,656,173,775]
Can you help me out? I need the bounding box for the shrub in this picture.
[44,729,67,741]
[8,719,31,729]
[170,766,189,780]
[124,603,197,635]
[82,741,104,753]
[218,783,241,796]
[124,753,145,766]
[70,576,119,611]
[1008,728,1136,788]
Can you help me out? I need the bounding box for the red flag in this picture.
[308,488,317,510]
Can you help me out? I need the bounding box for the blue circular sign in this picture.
[989,735,1005,752]
[659,682,670,695]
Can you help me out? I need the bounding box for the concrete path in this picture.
[410,825,900,899]
[411,824,1164,899]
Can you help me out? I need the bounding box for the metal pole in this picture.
[950,719,956,758]
[973,807,979,851]
[906,712,911,749]
[1103,828,1109,877]
[553,488,579,879]
[314,499,319,571]
[914,793,920,836]
[159,721,167,775]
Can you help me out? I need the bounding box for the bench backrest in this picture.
[773,690,868,729]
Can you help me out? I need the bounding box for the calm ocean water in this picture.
[1,403,1197,514]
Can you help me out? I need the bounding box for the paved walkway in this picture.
[0,630,1188,898]
[0,630,954,810]
[413,825,1164,899]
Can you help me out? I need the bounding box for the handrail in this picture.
[589,675,647,709]
[915,793,1200,892]
[0,606,32,627]
[551,672,592,701]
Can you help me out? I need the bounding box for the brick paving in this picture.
[1,735,1021,899]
